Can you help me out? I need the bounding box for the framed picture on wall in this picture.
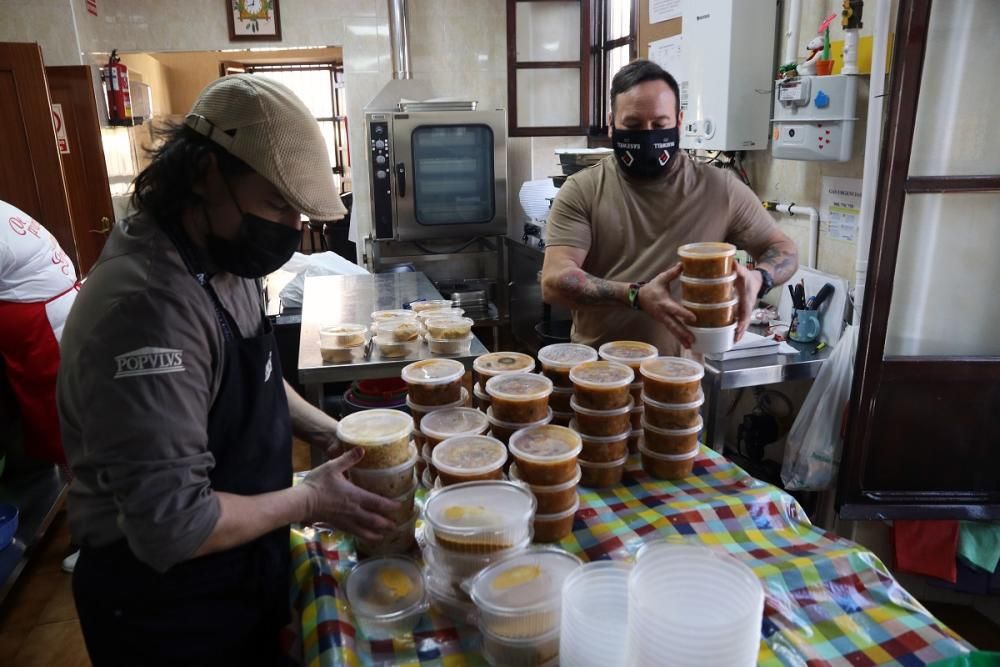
[227,0,282,41]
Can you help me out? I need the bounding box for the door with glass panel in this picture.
[839,0,1000,519]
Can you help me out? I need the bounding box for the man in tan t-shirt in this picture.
[542,60,798,355]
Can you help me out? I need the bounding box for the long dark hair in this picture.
[131,123,252,225]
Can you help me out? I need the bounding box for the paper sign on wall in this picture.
[648,36,685,108]
[820,176,862,242]
[51,104,70,155]
[649,0,683,24]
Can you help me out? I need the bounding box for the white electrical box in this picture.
[771,74,858,161]
[679,0,777,151]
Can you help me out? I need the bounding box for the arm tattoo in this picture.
[756,244,798,284]
[554,269,625,307]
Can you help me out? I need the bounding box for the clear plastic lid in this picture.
[423,480,536,543]
[371,309,418,322]
[432,435,508,477]
[485,373,553,402]
[638,442,700,461]
[641,390,705,410]
[417,307,465,321]
[474,352,536,377]
[568,420,631,442]
[409,299,453,313]
[578,455,628,469]
[569,395,634,417]
[469,547,582,614]
[681,298,738,311]
[424,317,475,337]
[551,385,575,395]
[569,361,634,389]
[421,407,490,441]
[677,242,736,259]
[598,341,658,367]
[406,387,469,413]
[337,409,414,448]
[679,274,737,285]
[345,556,427,622]
[537,343,598,370]
[509,462,581,493]
[640,415,704,437]
[318,323,368,348]
[401,358,466,386]
[508,425,582,464]
[486,407,553,430]
[639,357,704,384]
[375,319,422,339]
[473,383,491,401]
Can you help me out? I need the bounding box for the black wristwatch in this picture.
[755,268,775,299]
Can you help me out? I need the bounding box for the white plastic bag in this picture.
[780,325,858,491]
[278,251,369,309]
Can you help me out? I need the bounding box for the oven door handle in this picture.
[395,162,406,198]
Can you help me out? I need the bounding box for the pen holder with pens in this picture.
[789,309,822,343]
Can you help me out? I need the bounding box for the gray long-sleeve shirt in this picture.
[58,214,264,572]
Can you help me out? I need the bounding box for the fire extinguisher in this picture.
[104,49,132,123]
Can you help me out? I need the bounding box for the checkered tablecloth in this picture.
[284,447,971,666]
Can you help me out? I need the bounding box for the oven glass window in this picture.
[412,125,495,225]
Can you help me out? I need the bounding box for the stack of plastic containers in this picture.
[638,357,704,480]
[424,314,475,355]
[625,543,764,667]
[677,242,738,354]
[472,352,536,414]
[598,341,658,452]
[469,547,582,667]
[345,556,429,640]
[318,323,368,364]
[567,361,634,487]
[421,481,536,624]
[419,407,490,486]
[559,561,631,667]
[371,310,422,359]
[537,344,598,427]
[402,358,470,485]
[484,373,553,446]
[508,425,582,543]
[337,409,419,555]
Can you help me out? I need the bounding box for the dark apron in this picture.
[73,231,293,667]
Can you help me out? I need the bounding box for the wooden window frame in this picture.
[589,0,638,135]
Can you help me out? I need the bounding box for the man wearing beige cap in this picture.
[58,75,397,665]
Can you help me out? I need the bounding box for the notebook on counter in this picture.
[706,332,780,361]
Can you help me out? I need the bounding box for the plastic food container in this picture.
[560,561,631,667]
[426,571,477,625]
[481,625,561,667]
[407,388,469,429]
[508,425,583,486]
[639,357,704,404]
[355,508,419,556]
[423,481,536,554]
[425,316,475,340]
[386,482,418,524]
[432,435,508,486]
[629,381,644,403]
[421,467,435,490]
[373,335,421,359]
[570,422,629,463]
[642,391,704,430]
[402,358,466,406]
[549,386,573,413]
[630,405,644,430]
[569,395,633,437]
[485,373,553,424]
[319,323,367,349]
[337,409,414,469]
[550,409,573,427]
[374,318,422,341]
[627,429,642,454]
[639,444,699,480]
[532,498,579,543]
[427,334,474,356]
[579,456,627,488]
[345,556,428,639]
[537,343,598,387]
[642,417,702,456]
[509,463,580,515]
[473,383,492,411]
[469,547,582,639]
[598,341,658,372]
[487,408,553,446]
[682,298,738,328]
[417,307,465,324]
[690,323,737,355]
[371,309,419,324]
[677,242,736,278]
[474,352,536,391]
[409,299,453,313]
[680,274,737,304]
[421,407,490,450]
[423,533,532,583]
[569,361,634,410]
[348,443,419,496]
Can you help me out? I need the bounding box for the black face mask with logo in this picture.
[611,126,680,180]
[204,184,301,278]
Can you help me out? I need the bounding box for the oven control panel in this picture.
[369,121,394,240]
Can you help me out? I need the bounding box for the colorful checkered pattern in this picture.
[285,447,971,666]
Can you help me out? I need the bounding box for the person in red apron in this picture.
[58,75,400,665]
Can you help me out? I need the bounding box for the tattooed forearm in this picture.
[756,241,799,284]
[553,269,627,307]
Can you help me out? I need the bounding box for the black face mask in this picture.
[611,126,680,180]
[204,185,300,278]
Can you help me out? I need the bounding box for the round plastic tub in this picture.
[549,386,573,412]
[426,571,477,625]
[532,498,579,543]
[537,343,598,388]
[319,323,367,349]
[690,323,737,355]
[570,422,629,463]
[550,409,573,427]
[374,318,422,341]
[598,341,658,372]
[423,480,536,554]
[473,383,492,411]
[560,561,631,667]
[348,442,419,496]
[407,388,469,429]
[508,425,583,486]
[420,407,490,450]
[569,395,633,437]
[642,417,702,456]
[579,455,627,488]
[677,242,736,278]
[474,352,536,391]
[373,335,421,359]
[355,508,419,556]
[425,316,475,340]
[469,546,582,639]
[320,343,365,364]
[337,409,414,469]
[509,463,580,515]
[487,408,552,446]
[639,357,704,404]
[639,444,699,480]
[642,391,704,430]
[409,299,453,313]
[432,435,508,486]
[682,298,738,328]
[569,361,634,410]
[345,556,428,640]
[485,373,553,424]
[627,429,642,454]
[680,274,737,304]
[423,533,532,583]
[427,334,474,356]
[481,625,561,667]
[630,405,644,430]
[386,481,418,524]
[402,358,466,406]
